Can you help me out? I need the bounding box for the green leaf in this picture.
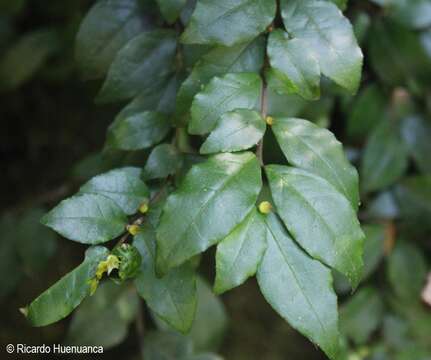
[361,119,408,193]
[41,194,128,244]
[401,116,431,174]
[97,29,177,103]
[266,165,364,287]
[387,0,431,30]
[157,0,187,23]
[144,331,193,359]
[181,0,276,46]
[280,0,363,94]
[156,152,262,274]
[387,241,427,302]
[134,227,197,333]
[340,287,384,345]
[257,213,339,360]
[272,117,359,210]
[394,176,431,228]
[189,72,262,135]
[0,29,58,91]
[176,37,265,117]
[16,208,57,272]
[200,109,266,154]
[79,167,149,215]
[75,0,153,79]
[23,246,109,326]
[106,110,170,151]
[189,277,228,351]
[266,30,320,100]
[214,208,266,294]
[66,282,139,348]
[346,84,386,139]
[369,20,431,89]
[143,144,183,180]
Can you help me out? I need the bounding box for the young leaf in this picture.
[134,227,197,333]
[214,208,267,294]
[156,152,262,274]
[176,37,265,117]
[189,73,262,135]
[266,30,320,100]
[66,282,139,348]
[41,194,128,244]
[143,144,183,180]
[280,0,363,94]
[106,110,170,151]
[23,246,109,327]
[266,165,364,287]
[340,287,384,345]
[272,117,359,210]
[75,0,153,79]
[200,109,266,154]
[257,214,340,360]
[361,119,408,193]
[79,167,149,215]
[97,29,177,103]
[157,0,187,24]
[181,0,276,46]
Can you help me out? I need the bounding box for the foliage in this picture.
[1,0,430,359]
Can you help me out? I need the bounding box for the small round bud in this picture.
[139,202,149,214]
[258,201,272,214]
[127,224,141,236]
[265,116,274,126]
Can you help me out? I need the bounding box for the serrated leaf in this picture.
[157,0,187,23]
[134,227,197,333]
[176,37,265,117]
[79,167,149,215]
[75,0,153,79]
[266,30,320,100]
[257,213,339,360]
[24,246,109,326]
[189,72,262,135]
[42,194,127,244]
[388,241,427,302]
[106,110,170,151]
[266,165,364,287]
[181,0,276,46]
[143,144,183,180]
[401,116,431,174]
[156,152,262,274]
[340,287,384,345]
[66,282,139,348]
[97,29,177,103]
[361,119,408,193]
[280,0,363,94]
[272,117,359,210]
[200,109,266,154]
[214,208,266,294]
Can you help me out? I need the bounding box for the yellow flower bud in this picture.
[258,201,272,214]
[139,202,149,214]
[265,116,274,126]
[127,224,141,236]
[88,278,99,296]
